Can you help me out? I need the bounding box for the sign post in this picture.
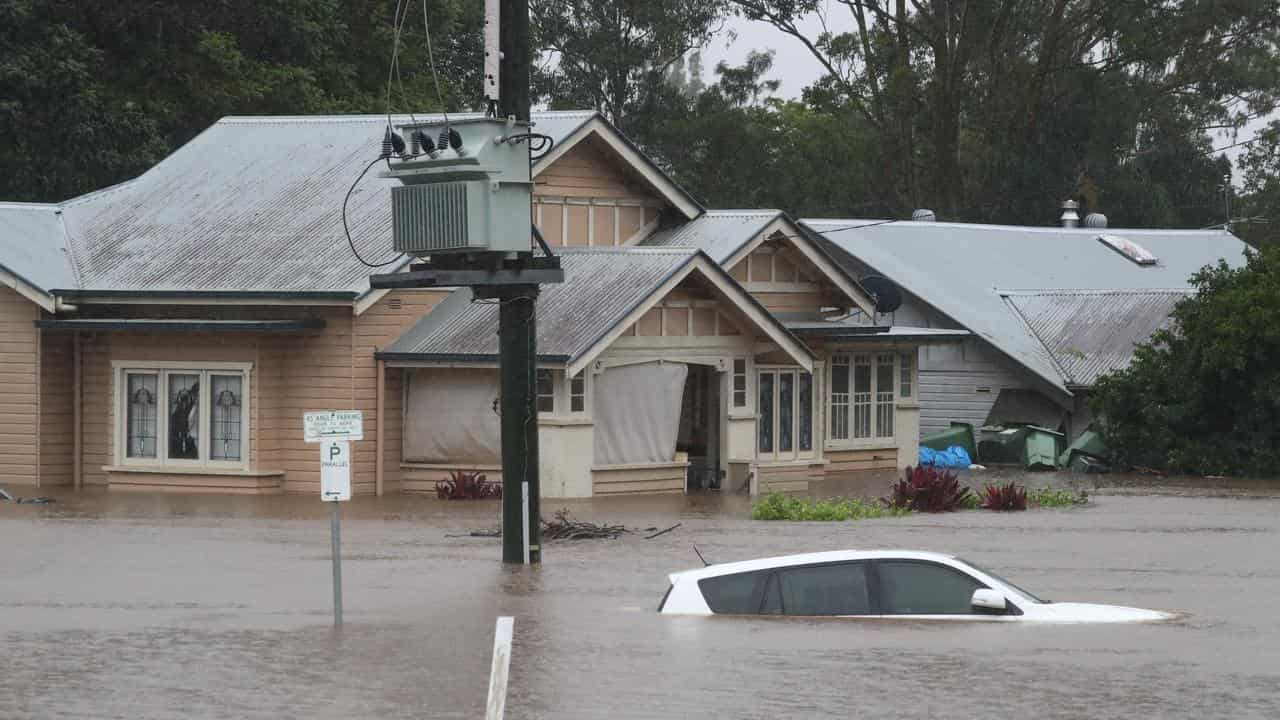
[306,411,362,628]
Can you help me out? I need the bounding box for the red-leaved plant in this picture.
[884,465,972,512]
[979,482,1028,511]
[436,470,502,500]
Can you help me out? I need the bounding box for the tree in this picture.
[642,51,887,217]
[530,0,728,137]
[1091,246,1280,476]
[730,0,1280,225]
[1235,120,1280,247]
[0,0,481,203]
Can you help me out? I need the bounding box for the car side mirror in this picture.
[971,588,1007,612]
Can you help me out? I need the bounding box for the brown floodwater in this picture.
[2,471,1279,719]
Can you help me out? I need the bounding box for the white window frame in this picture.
[756,366,817,463]
[826,352,899,449]
[535,368,557,414]
[113,361,252,471]
[569,372,587,414]
[899,351,915,399]
[732,358,749,409]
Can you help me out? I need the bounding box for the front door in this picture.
[678,364,722,490]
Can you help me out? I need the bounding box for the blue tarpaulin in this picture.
[919,445,972,469]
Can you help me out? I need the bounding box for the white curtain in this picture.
[593,362,689,466]
[404,368,502,464]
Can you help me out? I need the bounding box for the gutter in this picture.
[376,351,572,365]
[50,289,358,304]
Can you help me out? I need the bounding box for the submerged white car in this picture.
[659,550,1175,623]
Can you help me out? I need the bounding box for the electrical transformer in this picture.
[384,117,534,255]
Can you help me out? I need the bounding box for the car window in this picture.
[760,573,782,615]
[876,561,985,614]
[777,563,872,616]
[954,557,1046,604]
[698,571,767,614]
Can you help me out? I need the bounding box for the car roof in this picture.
[669,549,961,584]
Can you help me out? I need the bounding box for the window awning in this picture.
[34,318,326,332]
[784,321,970,343]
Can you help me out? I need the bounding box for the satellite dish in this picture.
[860,275,903,313]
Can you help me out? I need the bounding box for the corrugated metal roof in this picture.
[1005,290,1190,387]
[0,203,78,293]
[641,210,781,263]
[380,247,698,362]
[0,112,595,296]
[805,218,1251,393]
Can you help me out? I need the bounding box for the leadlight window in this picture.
[168,373,200,460]
[117,366,249,468]
[758,372,774,453]
[798,372,813,452]
[759,369,816,460]
[126,373,158,459]
[210,374,243,461]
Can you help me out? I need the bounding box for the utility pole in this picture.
[496,0,541,564]
[371,0,555,564]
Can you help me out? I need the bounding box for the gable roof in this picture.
[642,209,781,262]
[0,110,702,303]
[805,219,1251,395]
[534,115,702,220]
[378,247,812,375]
[643,210,877,317]
[1004,289,1190,387]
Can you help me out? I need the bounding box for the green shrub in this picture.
[1091,247,1280,477]
[1027,488,1088,507]
[751,493,911,521]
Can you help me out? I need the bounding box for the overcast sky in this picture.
[700,10,1272,173]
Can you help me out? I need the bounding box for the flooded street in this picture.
[3,475,1280,719]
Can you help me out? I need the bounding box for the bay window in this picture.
[828,352,903,444]
[115,363,250,468]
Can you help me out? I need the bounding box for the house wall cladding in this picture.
[72,291,446,494]
[728,244,845,315]
[39,330,75,486]
[352,289,449,494]
[918,340,1031,436]
[0,287,39,485]
[533,137,662,247]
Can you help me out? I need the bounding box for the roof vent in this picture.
[1060,200,1080,228]
[1083,212,1108,228]
[911,209,936,222]
[1098,234,1157,265]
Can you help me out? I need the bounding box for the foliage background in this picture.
[3,0,1276,237]
[1091,247,1280,476]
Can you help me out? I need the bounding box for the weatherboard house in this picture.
[0,111,962,497]
[806,217,1250,440]
[3,111,1238,497]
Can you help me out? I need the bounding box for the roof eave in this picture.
[0,263,55,312]
[50,289,359,304]
[533,115,703,220]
